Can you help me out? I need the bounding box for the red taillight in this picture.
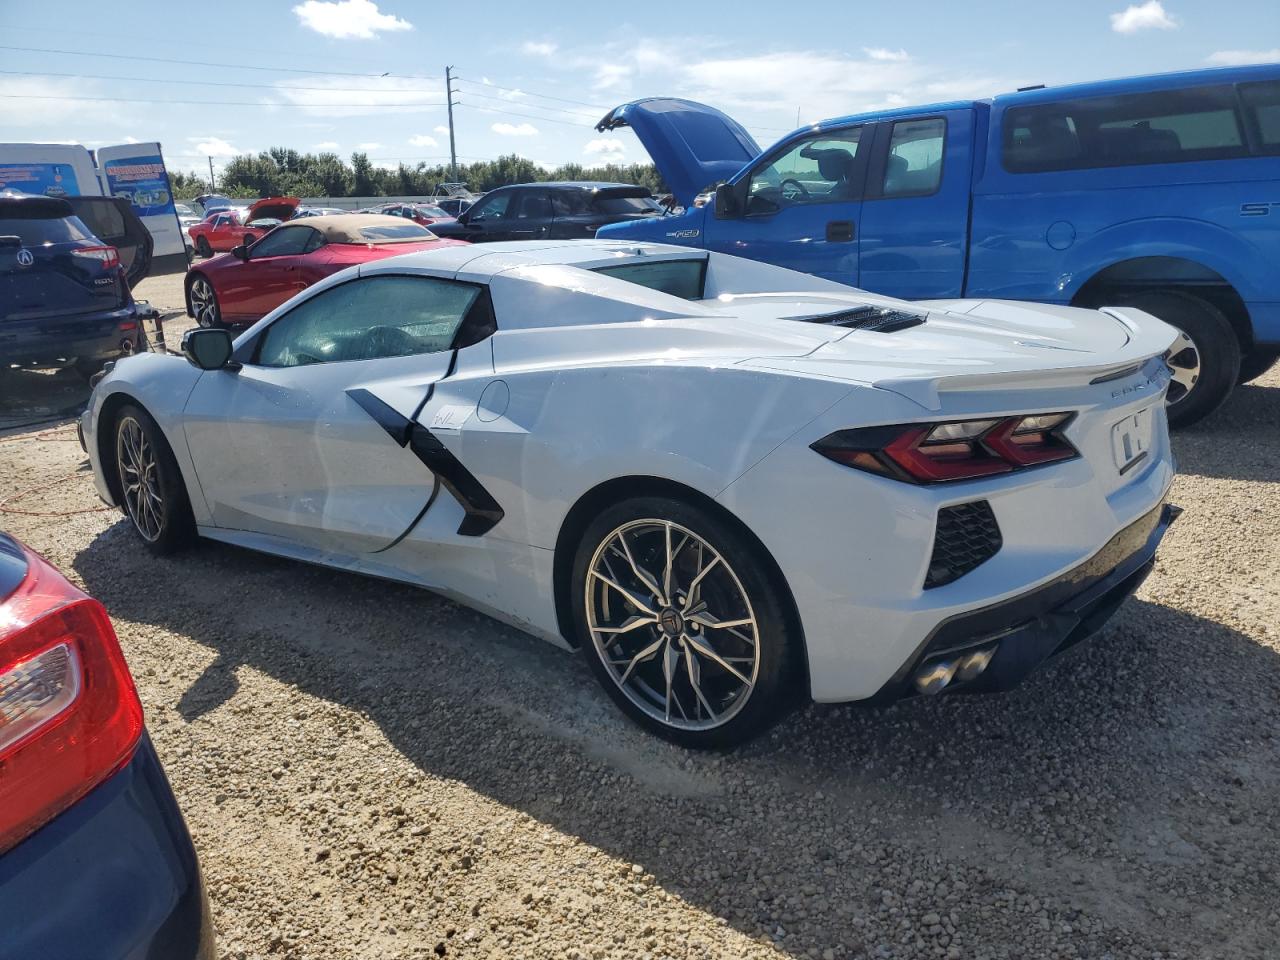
[0,545,143,853]
[812,413,1078,484]
[70,244,121,269]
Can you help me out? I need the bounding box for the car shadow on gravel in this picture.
[72,527,1280,957]
[0,367,90,431]
[1171,379,1279,483]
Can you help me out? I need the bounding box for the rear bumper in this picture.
[874,501,1179,701]
[0,734,214,960]
[0,305,144,367]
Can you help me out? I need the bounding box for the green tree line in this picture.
[168,149,666,200]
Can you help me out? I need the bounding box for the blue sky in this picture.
[0,0,1276,178]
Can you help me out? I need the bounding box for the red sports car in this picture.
[184,214,468,327]
[379,202,457,229]
[187,196,299,257]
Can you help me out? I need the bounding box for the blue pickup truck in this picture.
[596,64,1280,427]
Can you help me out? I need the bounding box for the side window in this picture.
[1240,80,1280,152]
[249,227,313,258]
[470,192,512,221]
[746,128,863,215]
[517,191,554,219]
[552,190,590,216]
[255,276,483,368]
[212,215,229,229]
[1003,84,1248,173]
[303,229,327,254]
[882,118,946,197]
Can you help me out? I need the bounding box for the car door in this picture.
[702,126,868,285]
[458,189,517,242]
[856,111,972,299]
[228,225,318,318]
[507,189,554,239]
[182,273,490,554]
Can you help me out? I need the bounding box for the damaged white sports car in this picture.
[82,240,1180,746]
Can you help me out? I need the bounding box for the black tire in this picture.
[188,274,221,328]
[570,495,800,749]
[195,236,212,258]
[1118,291,1241,429]
[113,403,197,555]
[1237,348,1280,386]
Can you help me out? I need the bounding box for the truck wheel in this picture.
[1237,348,1279,385]
[1119,291,1240,429]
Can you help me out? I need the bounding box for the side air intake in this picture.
[787,304,925,333]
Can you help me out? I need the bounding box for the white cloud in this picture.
[584,138,625,157]
[1206,48,1280,65]
[189,136,241,158]
[491,122,539,137]
[407,134,438,147]
[522,41,557,57]
[864,47,909,62]
[291,0,412,39]
[593,63,633,91]
[122,135,141,144]
[313,140,340,150]
[0,75,128,126]
[1110,1,1178,33]
[273,77,441,117]
[356,141,383,150]
[433,124,450,135]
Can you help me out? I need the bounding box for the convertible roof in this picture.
[358,238,707,280]
[277,214,439,243]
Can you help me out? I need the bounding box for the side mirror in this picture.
[182,328,237,371]
[231,244,249,261]
[713,182,741,219]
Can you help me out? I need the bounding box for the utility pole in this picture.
[207,156,216,192]
[445,65,458,181]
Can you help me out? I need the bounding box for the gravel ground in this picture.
[0,322,1277,959]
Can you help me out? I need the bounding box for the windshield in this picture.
[0,212,93,244]
[593,259,706,300]
[413,205,449,218]
[358,222,435,241]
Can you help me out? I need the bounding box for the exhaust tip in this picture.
[954,646,997,683]
[913,658,957,695]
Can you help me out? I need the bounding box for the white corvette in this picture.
[82,240,1180,747]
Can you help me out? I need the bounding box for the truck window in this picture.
[882,118,946,197]
[1239,80,1280,151]
[1002,84,1249,172]
[746,129,862,215]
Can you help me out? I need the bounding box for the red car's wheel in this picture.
[195,235,212,258]
[189,276,221,328]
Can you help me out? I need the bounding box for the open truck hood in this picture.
[596,98,759,206]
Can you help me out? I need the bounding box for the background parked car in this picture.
[184,214,468,327]
[187,196,299,257]
[1,191,147,378]
[292,206,346,218]
[598,63,1280,427]
[378,202,456,227]
[0,532,214,958]
[428,182,665,242]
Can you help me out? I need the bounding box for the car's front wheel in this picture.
[188,276,221,328]
[114,404,196,555]
[571,496,798,749]
[195,236,212,258]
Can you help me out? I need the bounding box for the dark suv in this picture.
[429,181,664,242]
[1,192,151,377]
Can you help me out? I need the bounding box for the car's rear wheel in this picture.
[571,496,798,749]
[1237,348,1280,385]
[189,276,221,328]
[1119,291,1240,429]
[195,236,212,258]
[114,404,196,555]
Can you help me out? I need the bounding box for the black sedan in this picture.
[428,181,665,242]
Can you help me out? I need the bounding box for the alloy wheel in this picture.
[1165,327,1201,406]
[585,519,760,731]
[190,278,219,328]
[116,416,165,541]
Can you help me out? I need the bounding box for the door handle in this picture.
[826,221,855,242]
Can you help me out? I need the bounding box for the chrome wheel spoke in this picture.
[662,640,680,722]
[615,532,665,605]
[684,644,717,722]
[618,635,665,685]
[589,569,658,618]
[685,633,753,686]
[594,614,659,636]
[116,417,164,542]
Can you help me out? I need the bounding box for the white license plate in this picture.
[1111,406,1154,474]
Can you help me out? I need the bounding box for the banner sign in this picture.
[0,161,82,197]
[102,154,176,217]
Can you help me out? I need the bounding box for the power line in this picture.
[0,68,446,97]
[0,44,441,81]
[0,93,446,108]
[454,76,610,111]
